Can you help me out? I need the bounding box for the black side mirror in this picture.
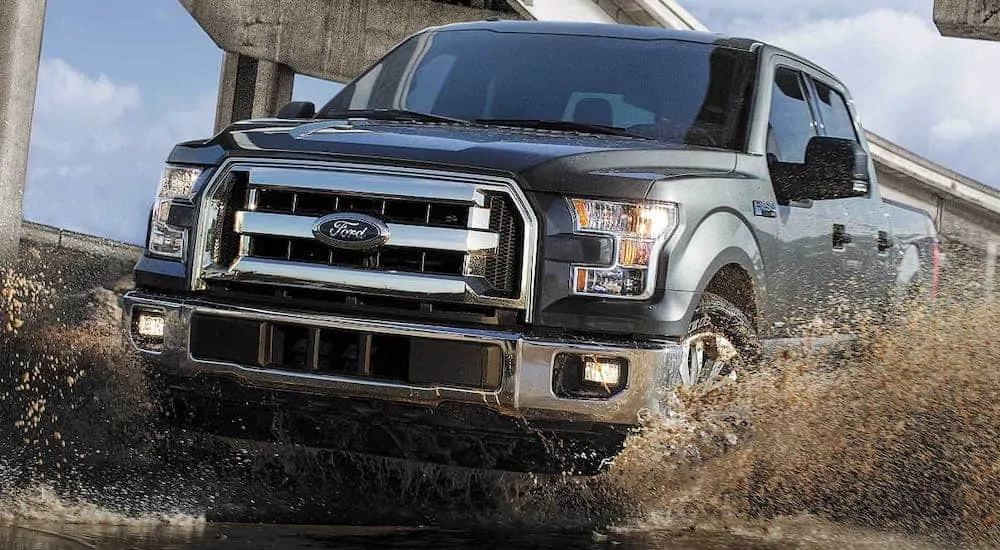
[277,101,316,119]
[787,136,870,202]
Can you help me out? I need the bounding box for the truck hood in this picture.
[201,119,739,199]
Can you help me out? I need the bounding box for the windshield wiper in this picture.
[320,109,470,125]
[474,118,650,139]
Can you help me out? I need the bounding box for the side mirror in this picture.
[784,136,871,202]
[277,101,316,119]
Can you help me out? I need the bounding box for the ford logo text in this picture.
[312,213,390,251]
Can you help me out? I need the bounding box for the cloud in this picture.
[33,58,141,125]
[25,58,215,244]
[931,118,978,142]
[140,92,217,156]
[694,4,1000,187]
[30,58,142,155]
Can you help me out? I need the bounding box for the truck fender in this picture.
[665,210,766,328]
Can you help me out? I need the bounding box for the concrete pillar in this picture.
[251,60,294,119]
[0,0,47,258]
[934,0,1000,41]
[213,51,258,133]
[213,51,295,133]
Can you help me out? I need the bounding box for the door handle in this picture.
[833,224,852,249]
[878,231,893,252]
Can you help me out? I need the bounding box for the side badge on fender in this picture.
[753,200,778,218]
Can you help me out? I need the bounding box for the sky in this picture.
[22,0,1000,245]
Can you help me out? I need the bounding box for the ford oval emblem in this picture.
[312,213,390,251]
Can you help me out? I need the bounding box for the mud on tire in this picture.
[673,291,762,386]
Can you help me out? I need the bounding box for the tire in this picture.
[674,292,761,387]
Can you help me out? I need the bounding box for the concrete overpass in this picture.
[934,0,1000,41]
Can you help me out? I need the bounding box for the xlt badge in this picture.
[313,213,391,251]
[753,200,778,218]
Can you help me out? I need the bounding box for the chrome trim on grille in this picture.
[248,165,487,205]
[203,257,470,298]
[191,158,539,315]
[234,211,500,253]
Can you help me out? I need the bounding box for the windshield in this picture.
[320,29,757,150]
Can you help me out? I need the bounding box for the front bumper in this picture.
[123,291,682,426]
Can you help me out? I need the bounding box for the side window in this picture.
[812,80,859,142]
[767,68,816,164]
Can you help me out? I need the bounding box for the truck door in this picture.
[806,77,890,318]
[763,66,852,334]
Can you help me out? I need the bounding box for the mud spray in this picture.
[1,241,998,548]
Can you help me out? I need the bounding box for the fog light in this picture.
[583,357,622,386]
[553,353,628,399]
[132,308,165,352]
[136,312,165,338]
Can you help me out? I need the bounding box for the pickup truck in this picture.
[124,20,938,475]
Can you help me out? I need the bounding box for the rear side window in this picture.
[813,80,858,142]
[767,68,816,164]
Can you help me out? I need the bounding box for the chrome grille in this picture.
[252,187,472,227]
[194,160,537,313]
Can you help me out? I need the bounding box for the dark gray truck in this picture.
[124,21,938,475]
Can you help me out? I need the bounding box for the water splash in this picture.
[595,290,1000,548]
[1,240,999,549]
[0,485,204,527]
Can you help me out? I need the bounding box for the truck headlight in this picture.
[147,165,203,259]
[157,165,202,199]
[567,198,679,299]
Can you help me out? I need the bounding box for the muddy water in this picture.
[0,242,997,549]
[0,522,940,550]
[0,487,941,549]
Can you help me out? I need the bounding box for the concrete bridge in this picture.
[1,0,998,287]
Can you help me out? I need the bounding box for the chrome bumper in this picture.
[123,291,681,426]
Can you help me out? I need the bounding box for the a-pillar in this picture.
[213,51,295,133]
[0,0,47,258]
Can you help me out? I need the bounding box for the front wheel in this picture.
[676,292,761,386]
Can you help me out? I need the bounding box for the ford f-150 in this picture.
[124,20,938,475]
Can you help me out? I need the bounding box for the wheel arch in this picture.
[702,263,760,327]
[664,209,767,331]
